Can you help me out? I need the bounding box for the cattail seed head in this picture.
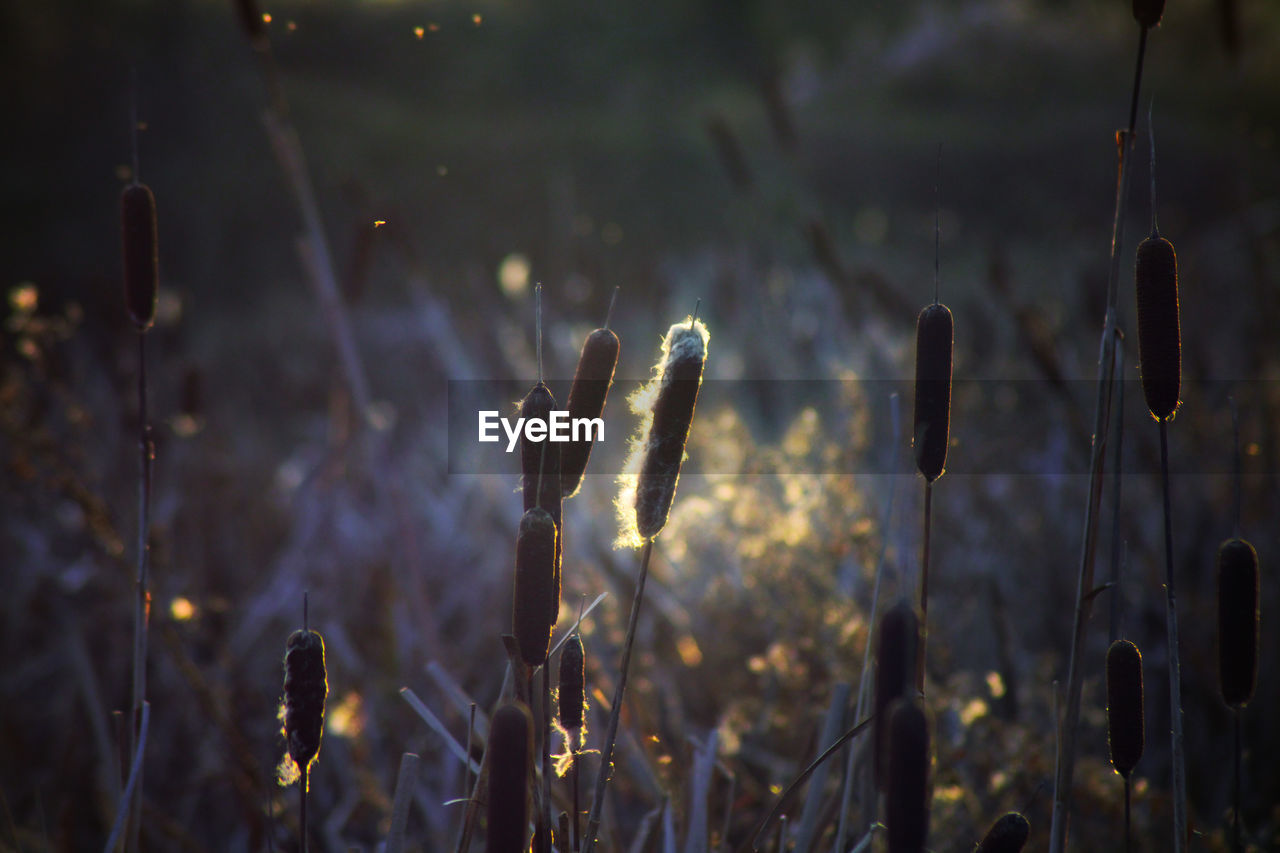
[874,601,920,789]
[975,811,1030,853]
[120,183,158,331]
[513,507,558,667]
[558,633,585,731]
[1218,537,1259,707]
[282,629,327,783]
[487,702,533,853]
[1105,639,1145,779]
[521,382,562,624]
[885,697,930,853]
[1134,234,1180,421]
[913,302,952,482]
[1133,0,1166,29]
[561,328,619,498]
[616,318,709,547]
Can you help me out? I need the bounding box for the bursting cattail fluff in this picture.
[874,601,920,789]
[561,328,619,498]
[1133,0,1166,29]
[1105,639,1145,779]
[280,629,327,787]
[975,812,1030,853]
[616,318,709,547]
[558,633,585,731]
[512,507,558,667]
[521,382,562,623]
[120,183,158,331]
[487,702,533,853]
[885,697,930,853]
[913,303,953,482]
[1134,233,1180,421]
[1217,538,1259,707]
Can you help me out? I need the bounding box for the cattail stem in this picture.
[542,668,553,853]
[1128,28,1149,156]
[1232,709,1241,853]
[300,767,309,853]
[126,331,152,853]
[1158,420,1188,852]
[919,481,933,694]
[581,541,654,853]
[1230,397,1241,537]
[571,754,580,852]
[1124,777,1132,853]
[1108,335,1127,645]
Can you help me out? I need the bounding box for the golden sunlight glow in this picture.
[413,26,425,38]
[959,697,989,726]
[9,283,37,314]
[261,13,272,24]
[373,219,387,228]
[676,634,703,667]
[985,670,1006,699]
[327,691,365,738]
[472,13,483,25]
[498,253,531,298]
[169,597,196,621]
[935,784,965,803]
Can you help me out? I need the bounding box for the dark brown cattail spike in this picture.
[873,600,919,790]
[634,319,708,541]
[513,507,558,667]
[561,327,619,498]
[1133,0,1166,29]
[284,629,328,779]
[1106,640,1145,779]
[1134,122,1180,422]
[121,183,158,331]
[1218,538,1259,708]
[558,634,585,731]
[976,812,1030,853]
[913,303,953,482]
[885,698,930,853]
[487,702,534,853]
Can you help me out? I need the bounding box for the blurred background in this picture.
[2,0,1279,849]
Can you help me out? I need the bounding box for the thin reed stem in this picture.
[300,767,309,853]
[571,749,580,852]
[1159,419,1187,852]
[1124,777,1132,853]
[581,541,654,853]
[919,481,932,694]
[542,667,553,853]
[1108,333,1127,645]
[1128,29,1149,150]
[126,332,152,853]
[1232,709,1242,853]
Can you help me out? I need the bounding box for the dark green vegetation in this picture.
[2,0,1279,850]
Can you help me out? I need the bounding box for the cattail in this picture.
[561,328,619,498]
[1133,0,1166,29]
[1106,639,1145,779]
[1134,233,1180,421]
[521,382,562,623]
[1218,538,1259,707]
[975,811,1030,853]
[558,633,585,731]
[913,303,952,482]
[512,507,558,667]
[885,697,930,853]
[628,319,709,544]
[874,601,920,789]
[487,702,533,853]
[120,183,158,331]
[282,629,328,782]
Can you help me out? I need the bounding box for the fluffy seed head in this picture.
[513,507,558,666]
[120,183,158,331]
[913,303,953,482]
[1218,538,1259,707]
[1135,234,1180,421]
[976,812,1031,853]
[282,629,327,783]
[558,634,585,730]
[1133,0,1166,29]
[874,601,920,789]
[1105,639,1145,779]
[885,697,930,853]
[561,328,619,498]
[616,318,709,547]
[487,702,533,853]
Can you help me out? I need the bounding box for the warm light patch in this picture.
[472,13,483,24]
[262,13,272,24]
[960,697,989,726]
[327,691,364,738]
[286,20,296,32]
[9,283,37,313]
[498,253,531,298]
[170,597,196,621]
[373,219,387,228]
[676,634,703,667]
[935,784,965,803]
[413,26,425,38]
[985,670,1006,699]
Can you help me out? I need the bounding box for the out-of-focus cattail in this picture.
[1106,639,1145,779]
[885,697,930,853]
[282,629,328,783]
[705,114,753,192]
[487,702,533,853]
[513,507,558,667]
[629,318,708,543]
[913,303,953,482]
[1218,538,1259,707]
[1133,0,1166,29]
[1134,233,1180,421]
[558,633,585,731]
[975,811,1030,853]
[874,601,920,789]
[121,183,158,331]
[561,328,619,498]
